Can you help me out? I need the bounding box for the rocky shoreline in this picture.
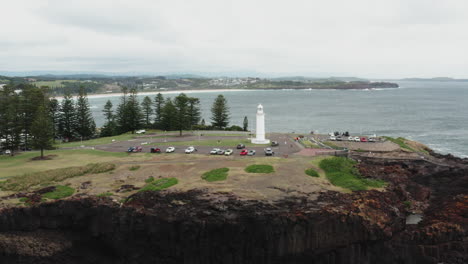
[0,153,466,263]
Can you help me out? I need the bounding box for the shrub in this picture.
[245,164,275,173]
[129,165,141,171]
[305,168,319,177]
[0,163,116,192]
[43,185,75,199]
[202,168,229,182]
[139,177,178,192]
[319,157,386,191]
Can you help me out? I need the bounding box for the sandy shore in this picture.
[54,88,254,100]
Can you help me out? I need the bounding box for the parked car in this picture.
[360,137,368,142]
[135,129,146,134]
[224,149,233,156]
[150,147,161,153]
[336,136,343,141]
[271,141,279,146]
[4,149,11,155]
[329,136,336,141]
[240,149,248,156]
[348,136,354,141]
[354,136,361,142]
[210,148,220,155]
[236,143,246,149]
[264,148,274,156]
[134,146,143,152]
[127,147,135,152]
[368,137,376,142]
[185,146,196,154]
[165,146,175,153]
[247,150,256,156]
[217,149,225,155]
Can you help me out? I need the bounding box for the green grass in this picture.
[301,140,321,148]
[322,141,341,149]
[42,185,75,199]
[383,136,416,152]
[202,168,229,182]
[0,162,115,192]
[245,164,275,173]
[97,192,113,197]
[305,168,320,177]
[129,165,141,171]
[139,177,178,192]
[0,149,128,180]
[145,176,155,183]
[199,133,247,137]
[54,133,136,148]
[319,157,386,191]
[33,80,79,88]
[156,139,268,147]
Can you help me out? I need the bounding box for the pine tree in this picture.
[201,119,206,126]
[31,104,53,159]
[174,93,189,136]
[0,86,22,155]
[49,98,60,142]
[126,88,144,133]
[211,94,230,129]
[187,97,201,130]
[154,93,164,127]
[141,96,153,128]
[115,87,129,134]
[58,90,76,141]
[243,116,248,131]
[20,85,47,149]
[101,100,116,137]
[75,86,96,140]
[160,98,176,131]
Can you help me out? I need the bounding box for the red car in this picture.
[360,137,368,142]
[134,146,143,152]
[150,147,161,153]
[240,149,248,156]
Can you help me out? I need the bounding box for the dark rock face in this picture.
[0,157,467,264]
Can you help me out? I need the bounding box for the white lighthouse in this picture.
[251,104,270,144]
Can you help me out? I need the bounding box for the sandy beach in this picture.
[53,88,254,100]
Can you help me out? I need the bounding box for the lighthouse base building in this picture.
[251,104,270,144]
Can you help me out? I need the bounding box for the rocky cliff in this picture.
[0,155,467,264]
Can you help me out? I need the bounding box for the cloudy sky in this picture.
[1,0,468,78]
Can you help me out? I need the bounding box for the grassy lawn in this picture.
[0,149,128,180]
[301,140,321,148]
[139,177,178,192]
[383,136,416,152]
[0,162,115,192]
[319,157,386,191]
[157,139,268,147]
[245,164,275,173]
[43,185,75,199]
[305,168,320,177]
[202,168,229,182]
[199,133,248,137]
[54,133,137,148]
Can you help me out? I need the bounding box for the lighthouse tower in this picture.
[251,104,270,144]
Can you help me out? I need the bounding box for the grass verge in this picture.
[43,185,75,199]
[319,157,386,191]
[383,136,415,152]
[202,168,229,182]
[245,164,275,173]
[0,162,115,192]
[156,139,268,147]
[139,177,178,192]
[305,168,320,177]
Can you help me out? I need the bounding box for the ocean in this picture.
[87,81,468,158]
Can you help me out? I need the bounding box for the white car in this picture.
[329,136,336,141]
[368,137,376,142]
[185,146,196,154]
[135,129,146,134]
[348,136,354,141]
[224,149,233,156]
[4,149,11,155]
[165,146,175,153]
[210,148,220,155]
[354,136,361,142]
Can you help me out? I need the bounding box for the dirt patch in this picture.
[30,155,57,161]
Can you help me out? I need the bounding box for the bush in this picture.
[319,157,386,191]
[139,177,178,192]
[129,165,141,171]
[305,168,319,177]
[43,185,75,199]
[245,164,275,173]
[0,163,116,192]
[202,168,229,182]
[226,125,244,131]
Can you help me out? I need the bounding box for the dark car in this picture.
[127,147,135,153]
[150,147,161,153]
[236,143,246,149]
[271,141,279,146]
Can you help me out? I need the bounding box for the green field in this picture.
[0,149,131,180]
[202,168,229,182]
[54,133,137,148]
[33,80,79,88]
[157,139,268,147]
